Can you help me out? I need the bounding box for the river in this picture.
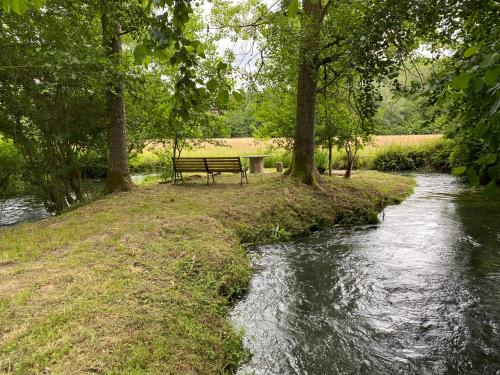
[232,174,500,374]
[0,175,150,227]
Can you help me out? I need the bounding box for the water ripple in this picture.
[233,174,500,375]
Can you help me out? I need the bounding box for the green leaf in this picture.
[484,66,500,86]
[217,61,228,71]
[466,167,480,187]
[11,0,29,14]
[485,153,497,165]
[133,44,149,65]
[288,0,299,17]
[206,79,218,93]
[32,0,46,8]
[469,76,484,93]
[215,89,230,107]
[154,48,170,63]
[451,72,472,90]
[463,46,479,58]
[452,166,467,176]
[484,180,497,198]
[232,90,244,103]
[480,53,498,69]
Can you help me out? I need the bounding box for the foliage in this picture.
[216,93,256,138]
[263,150,292,169]
[1,0,45,14]
[252,88,296,149]
[422,1,499,193]
[0,1,107,211]
[0,136,25,196]
[373,139,453,172]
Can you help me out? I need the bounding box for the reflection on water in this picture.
[233,174,500,375]
[0,196,51,227]
[0,178,110,227]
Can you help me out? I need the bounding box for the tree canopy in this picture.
[0,0,498,205]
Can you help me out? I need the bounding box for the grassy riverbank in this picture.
[0,172,413,374]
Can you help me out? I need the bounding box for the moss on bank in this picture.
[0,171,413,374]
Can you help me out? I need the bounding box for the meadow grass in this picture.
[131,135,443,173]
[0,171,413,374]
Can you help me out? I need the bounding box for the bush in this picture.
[129,150,163,173]
[264,151,292,169]
[0,137,25,197]
[428,139,454,172]
[373,146,416,171]
[373,139,454,172]
[315,149,329,173]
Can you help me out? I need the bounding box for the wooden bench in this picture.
[172,157,248,186]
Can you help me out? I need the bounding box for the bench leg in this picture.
[206,172,210,185]
[212,173,215,184]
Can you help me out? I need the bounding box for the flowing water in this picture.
[233,174,500,375]
[0,196,51,227]
[0,175,152,227]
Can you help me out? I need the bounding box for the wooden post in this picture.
[276,162,284,173]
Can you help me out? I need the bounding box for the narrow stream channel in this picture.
[232,174,500,374]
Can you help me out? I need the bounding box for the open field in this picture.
[146,135,443,156]
[131,135,445,173]
[0,172,413,374]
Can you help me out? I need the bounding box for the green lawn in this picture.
[0,172,413,374]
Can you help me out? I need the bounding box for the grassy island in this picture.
[0,172,413,374]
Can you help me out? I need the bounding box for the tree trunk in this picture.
[101,11,134,193]
[328,139,332,176]
[344,156,353,178]
[345,148,355,178]
[288,0,323,185]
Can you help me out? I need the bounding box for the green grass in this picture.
[0,171,413,374]
[129,136,447,174]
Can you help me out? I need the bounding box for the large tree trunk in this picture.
[288,0,323,185]
[101,12,134,193]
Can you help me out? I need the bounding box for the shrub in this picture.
[0,137,25,197]
[373,139,454,172]
[428,139,453,172]
[264,151,292,169]
[315,149,329,173]
[129,150,163,173]
[374,146,416,171]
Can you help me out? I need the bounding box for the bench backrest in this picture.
[205,157,243,172]
[172,157,207,172]
[173,157,243,173]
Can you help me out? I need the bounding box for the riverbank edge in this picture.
[0,172,414,374]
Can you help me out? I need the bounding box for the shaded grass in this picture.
[0,171,413,374]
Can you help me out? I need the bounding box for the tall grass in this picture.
[130,135,448,174]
